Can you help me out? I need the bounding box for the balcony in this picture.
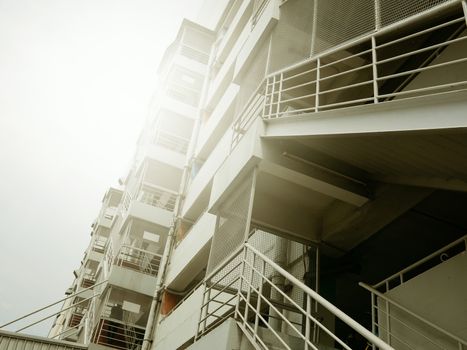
[165,212,217,290]
[107,245,162,296]
[120,189,175,229]
[114,245,162,277]
[96,207,117,229]
[153,129,190,155]
[182,128,232,219]
[92,236,107,254]
[91,318,145,350]
[196,83,240,158]
[233,0,280,80]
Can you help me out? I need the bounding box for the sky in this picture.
[0,0,204,336]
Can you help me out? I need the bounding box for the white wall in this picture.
[379,252,467,350]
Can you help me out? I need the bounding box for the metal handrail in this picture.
[244,243,394,350]
[50,323,82,340]
[229,1,467,150]
[0,279,108,330]
[16,293,100,333]
[359,282,467,348]
[374,234,467,290]
[196,239,393,349]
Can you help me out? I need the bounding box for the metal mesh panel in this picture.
[380,0,453,27]
[207,175,254,275]
[313,0,375,54]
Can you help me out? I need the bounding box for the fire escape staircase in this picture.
[194,237,467,350]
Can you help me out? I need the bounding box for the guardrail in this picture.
[195,239,393,349]
[153,129,190,155]
[374,234,467,292]
[92,236,107,254]
[138,185,177,212]
[178,44,210,65]
[91,317,145,350]
[360,282,467,350]
[231,1,467,149]
[114,245,162,277]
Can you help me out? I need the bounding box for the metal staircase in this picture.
[195,236,393,350]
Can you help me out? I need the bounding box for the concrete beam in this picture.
[322,184,433,252]
[260,141,370,207]
[264,90,467,138]
[377,175,467,193]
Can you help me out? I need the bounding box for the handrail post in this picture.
[371,35,379,104]
[305,294,311,350]
[243,252,255,324]
[254,259,265,336]
[371,292,376,350]
[315,58,320,112]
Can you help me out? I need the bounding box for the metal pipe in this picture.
[0,279,108,329]
[269,235,287,331]
[246,243,394,350]
[141,33,217,350]
[359,282,467,347]
[16,293,100,333]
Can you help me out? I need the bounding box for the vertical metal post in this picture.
[315,58,320,112]
[236,246,248,319]
[314,246,320,313]
[305,294,311,350]
[385,300,391,345]
[203,284,212,333]
[268,75,276,119]
[276,73,283,118]
[243,167,258,243]
[462,1,467,26]
[371,293,376,350]
[244,253,256,324]
[254,259,265,336]
[371,36,379,104]
[262,79,270,120]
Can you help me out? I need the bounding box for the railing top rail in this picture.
[244,242,394,350]
[99,316,146,330]
[374,234,466,288]
[140,181,179,196]
[0,279,108,330]
[155,128,191,141]
[359,282,467,346]
[232,79,266,127]
[119,244,163,257]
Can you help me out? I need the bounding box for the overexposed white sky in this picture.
[0,0,204,336]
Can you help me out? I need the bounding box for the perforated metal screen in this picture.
[311,0,456,54]
[380,0,453,27]
[313,0,375,54]
[207,174,254,276]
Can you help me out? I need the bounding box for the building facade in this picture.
[48,0,467,349]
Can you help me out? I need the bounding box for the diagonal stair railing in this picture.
[196,237,394,350]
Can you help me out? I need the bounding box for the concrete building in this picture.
[2,1,467,350]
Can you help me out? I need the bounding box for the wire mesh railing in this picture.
[196,240,393,349]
